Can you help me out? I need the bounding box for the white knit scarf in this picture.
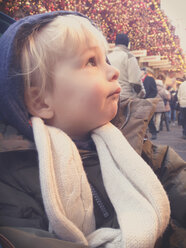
[31,117,170,248]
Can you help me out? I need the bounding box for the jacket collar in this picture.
[0,121,35,152]
[113,44,129,53]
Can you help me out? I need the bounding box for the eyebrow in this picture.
[80,46,100,56]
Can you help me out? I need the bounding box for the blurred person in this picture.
[159,85,171,132]
[175,82,182,125]
[168,85,178,125]
[142,68,157,140]
[107,33,145,101]
[154,75,170,132]
[178,77,186,139]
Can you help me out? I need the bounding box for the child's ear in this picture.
[25,87,54,120]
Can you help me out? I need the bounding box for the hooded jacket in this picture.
[0,10,88,141]
[0,11,94,248]
[0,97,186,248]
[0,11,186,248]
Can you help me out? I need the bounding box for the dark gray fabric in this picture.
[0,227,88,248]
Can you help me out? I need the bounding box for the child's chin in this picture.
[94,108,118,128]
[110,107,118,119]
[105,111,118,125]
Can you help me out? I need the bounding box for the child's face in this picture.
[46,41,120,139]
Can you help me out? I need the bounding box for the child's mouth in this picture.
[108,87,121,97]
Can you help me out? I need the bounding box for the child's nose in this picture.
[107,64,119,82]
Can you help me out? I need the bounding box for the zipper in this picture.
[80,151,97,160]
[81,150,110,219]
[90,184,110,218]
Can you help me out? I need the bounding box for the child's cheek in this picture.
[86,84,104,107]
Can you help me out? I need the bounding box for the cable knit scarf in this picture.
[31,117,170,248]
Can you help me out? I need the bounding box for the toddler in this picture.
[0,11,170,248]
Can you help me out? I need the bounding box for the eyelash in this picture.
[86,57,97,67]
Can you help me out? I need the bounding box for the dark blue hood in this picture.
[0,11,87,140]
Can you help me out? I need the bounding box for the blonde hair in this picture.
[21,14,108,104]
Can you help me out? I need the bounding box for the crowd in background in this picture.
[108,33,186,140]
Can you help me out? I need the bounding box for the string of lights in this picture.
[0,0,185,73]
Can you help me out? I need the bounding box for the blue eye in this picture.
[87,57,96,66]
